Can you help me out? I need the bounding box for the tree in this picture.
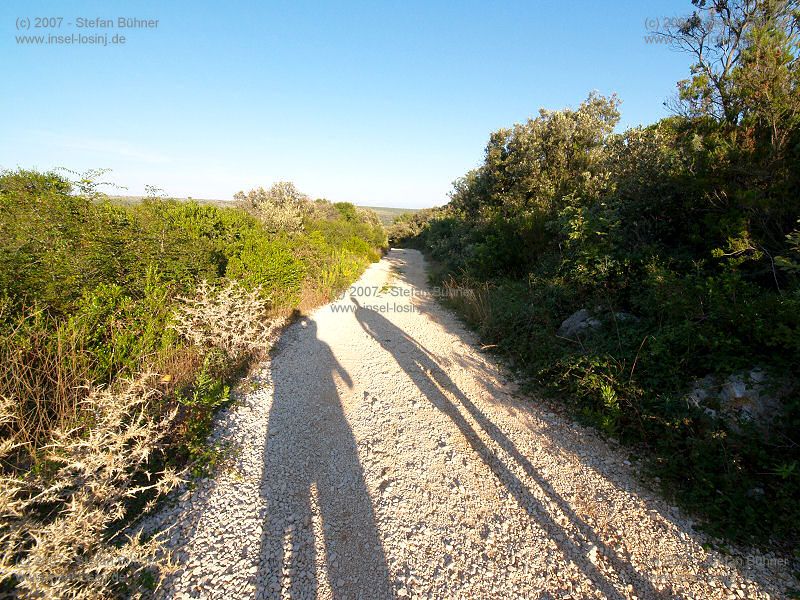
[734,4,800,158]
[455,93,620,220]
[234,181,309,233]
[661,0,800,147]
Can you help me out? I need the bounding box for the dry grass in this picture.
[442,276,489,324]
[0,311,90,457]
[0,373,183,598]
[297,282,338,314]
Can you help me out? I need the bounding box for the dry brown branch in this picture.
[170,280,273,361]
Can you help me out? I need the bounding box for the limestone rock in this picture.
[557,309,601,339]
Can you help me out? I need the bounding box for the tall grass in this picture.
[0,309,87,455]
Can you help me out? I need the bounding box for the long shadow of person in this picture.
[352,298,669,600]
[258,318,393,599]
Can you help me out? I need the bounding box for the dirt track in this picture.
[149,248,797,599]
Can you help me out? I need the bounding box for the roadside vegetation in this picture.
[391,0,800,547]
[0,171,385,597]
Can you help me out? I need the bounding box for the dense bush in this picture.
[0,170,386,596]
[393,0,800,546]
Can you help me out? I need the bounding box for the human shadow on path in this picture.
[352,298,670,600]
[257,319,393,599]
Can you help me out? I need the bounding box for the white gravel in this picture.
[143,248,798,599]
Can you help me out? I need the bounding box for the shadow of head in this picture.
[257,313,386,596]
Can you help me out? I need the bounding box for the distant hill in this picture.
[109,196,421,226]
[108,195,234,208]
[360,206,420,226]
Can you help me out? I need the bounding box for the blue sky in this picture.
[2,0,692,208]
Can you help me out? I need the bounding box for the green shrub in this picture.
[225,234,306,307]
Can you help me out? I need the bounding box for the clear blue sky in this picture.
[1,0,692,208]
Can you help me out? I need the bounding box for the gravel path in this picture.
[145,248,797,599]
